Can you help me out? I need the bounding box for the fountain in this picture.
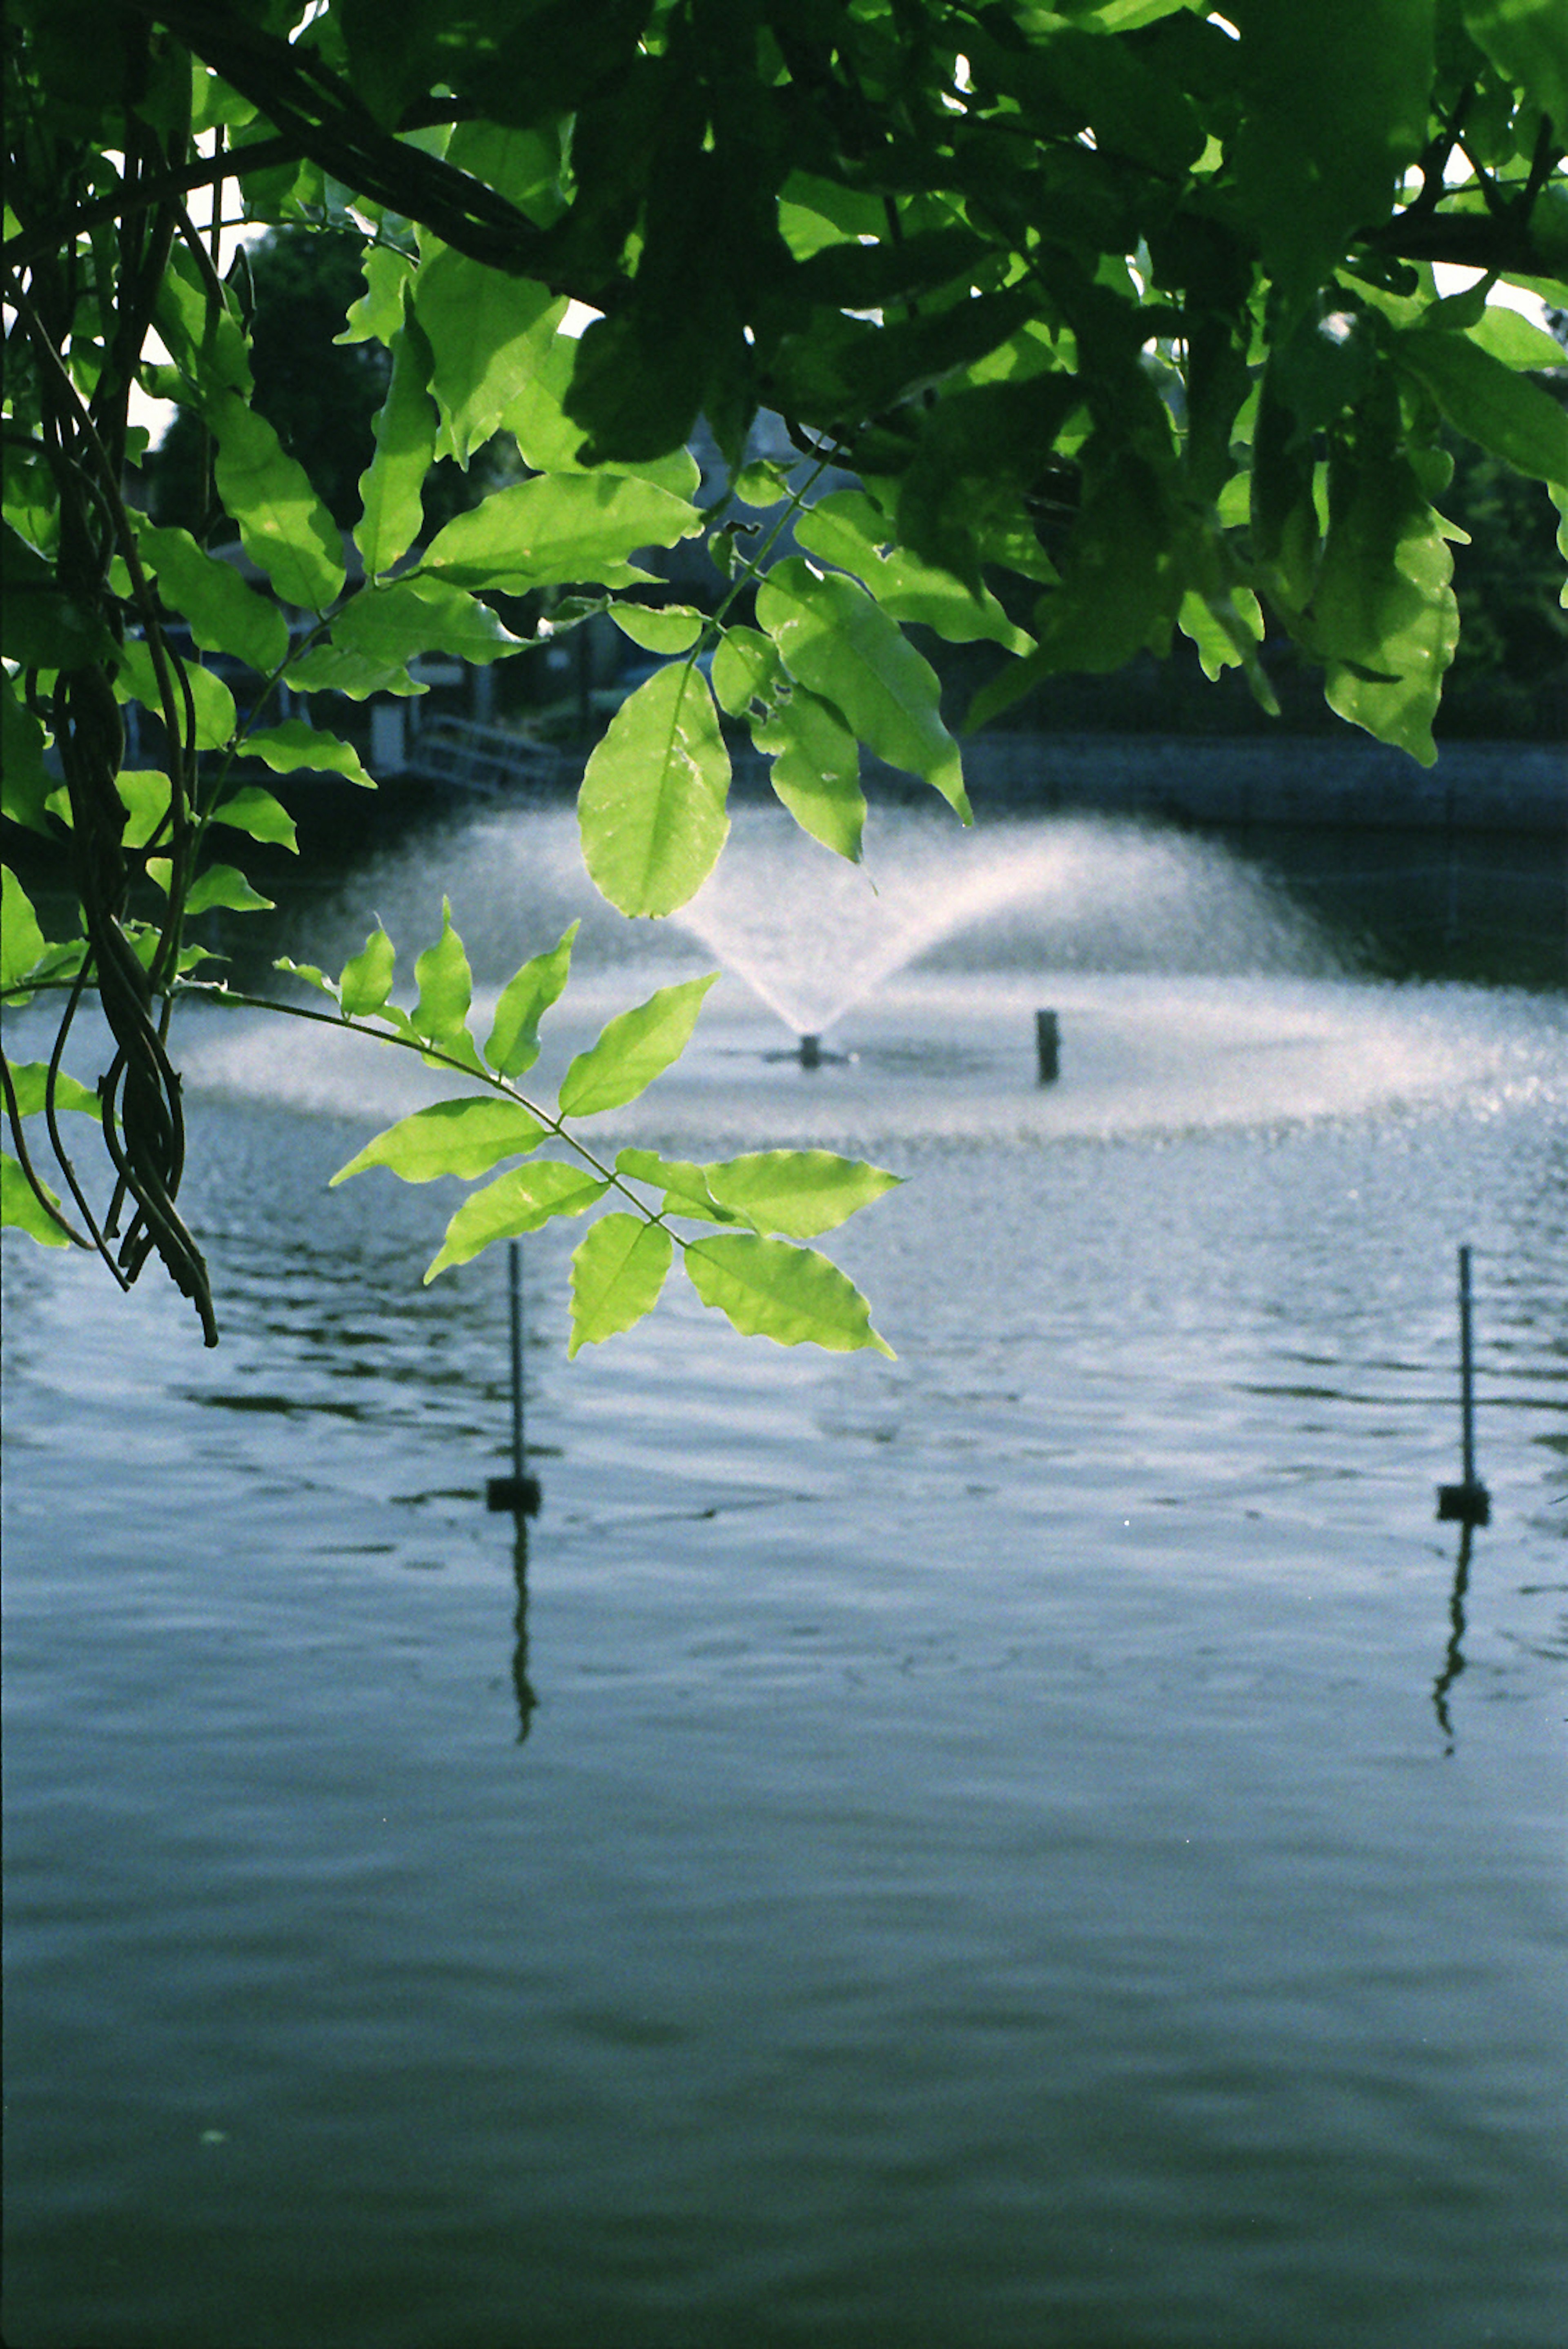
[180,799,1555,1155]
[667,803,1336,1062]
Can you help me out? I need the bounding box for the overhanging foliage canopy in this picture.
[4,0,1565,1349]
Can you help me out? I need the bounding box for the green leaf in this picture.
[1461,0,1568,128]
[503,328,702,497]
[755,688,866,862]
[412,899,478,1058]
[4,1061,100,1119]
[336,245,415,348]
[136,524,290,671]
[274,957,341,1002]
[204,784,292,853]
[755,559,970,820]
[1228,0,1434,313]
[613,1146,741,1222]
[331,1095,547,1186]
[356,310,439,578]
[795,492,1034,654]
[1462,305,1568,373]
[485,922,577,1077]
[684,1234,895,1356]
[1,866,47,989]
[208,390,346,612]
[1314,450,1461,766]
[578,665,732,916]
[111,770,172,851]
[568,1213,673,1354]
[284,578,527,701]
[1,678,52,834]
[703,1149,903,1239]
[115,638,236,750]
[558,973,719,1118]
[421,472,702,592]
[609,603,706,654]
[1,1154,72,1247]
[414,254,561,466]
[711,625,782,718]
[425,1160,610,1280]
[340,927,396,1016]
[183,864,274,916]
[241,721,377,789]
[1394,330,1568,485]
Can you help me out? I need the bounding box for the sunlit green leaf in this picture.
[356,310,439,578]
[331,1095,546,1186]
[755,559,970,820]
[4,1062,101,1119]
[137,523,291,671]
[703,1149,903,1239]
[796,492,1034,653]
[559,973,719,1118]
[614,1146,741,1222]
[1394,329,1568,485]
[114,769,173,849]
[711,625,782,718]
[421,472,702,591]
[412,899,479,1060]
[755,688,866,862]
[684,1234,895,1356]
[336,245,415,348]
[578,666,732,916]
[609,603,705,655]
[414,254,561,466]
[208,390,346,611]
[485,923,577,1077]
[1,1154,72,1246]
[115,638,236,750]
[568,1213,673,1354]
[1,866,47,989]
[339,927,396,1016]
[241,721,376,790]
[183,864,275,916]
[425,1160,609,1280]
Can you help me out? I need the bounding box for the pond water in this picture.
[4,807,1566,2349]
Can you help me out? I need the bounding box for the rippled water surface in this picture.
[4,811,1566,2349]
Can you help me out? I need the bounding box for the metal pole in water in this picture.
[1036,1009,1060,1085]
[1437,1244,1489,1527]
[487,1239,541,1516]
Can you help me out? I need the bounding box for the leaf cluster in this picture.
[4,0,1564,1345]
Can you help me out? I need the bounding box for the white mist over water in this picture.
[671,807,1338,1038]
[173,803,1564,1145]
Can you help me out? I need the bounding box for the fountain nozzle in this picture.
[799,1032,822,1069]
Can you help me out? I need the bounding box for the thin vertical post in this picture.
[1457,1244,1476,1491]
[1437,1243,1489,1527]
[508,1238,526,1486]
[486,1238,541,1516]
